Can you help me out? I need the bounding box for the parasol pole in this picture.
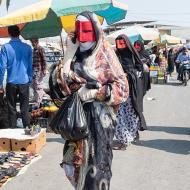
[60,34,64,57]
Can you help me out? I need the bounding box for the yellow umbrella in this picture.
[161,34,181,45]
[0,0,128,38]
[0,0,52,27]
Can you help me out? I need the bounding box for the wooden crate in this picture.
[11,130,46,154]
[157,77,166,84]
[0,138,11,152]
[151,77,158,84]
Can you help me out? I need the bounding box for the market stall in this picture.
[148,34,183,84]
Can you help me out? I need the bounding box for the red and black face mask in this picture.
[75,21,96,42]
[116,39,127,49]
[134,43,142,50]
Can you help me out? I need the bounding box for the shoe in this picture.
[132,132,140,144]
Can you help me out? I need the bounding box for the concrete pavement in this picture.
[2,78,190,190]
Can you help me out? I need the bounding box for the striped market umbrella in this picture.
[0,0,128,39]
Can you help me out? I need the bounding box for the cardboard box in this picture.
[0,138,11,152]
[11,130,46,154]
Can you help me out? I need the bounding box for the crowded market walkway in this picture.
[2,77,190,190]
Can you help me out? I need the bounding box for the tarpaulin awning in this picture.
[160,34,181,45]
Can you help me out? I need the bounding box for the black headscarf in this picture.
[115,35,147,131]
[115,35,143,72]
[134,40,151,66]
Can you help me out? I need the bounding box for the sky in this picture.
[0,0,190,27]
[0,0,38,16]
[126,0,190,27]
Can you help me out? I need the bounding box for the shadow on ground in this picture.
[47,137,65,144]
[136,139,190,155]
[148,126,190,135]
[165,82,182,86]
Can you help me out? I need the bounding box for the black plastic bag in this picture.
[50,92,89,141]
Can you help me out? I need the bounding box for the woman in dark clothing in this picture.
[167,48,175,76]
[114,35,147,150]
[59,12,129,189]
[134,40,151,94]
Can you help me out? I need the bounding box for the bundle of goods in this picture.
[24,125,41,136]
[31,108,44,118]
[0,151,38,187]
[150,64,167,84]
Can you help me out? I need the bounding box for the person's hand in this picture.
[78,86,98,102]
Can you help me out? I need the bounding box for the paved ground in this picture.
[2,77,190,190]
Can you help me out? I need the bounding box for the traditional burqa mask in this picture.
[116,39,128,49]
[76,15,96,52]
[134,42,142,52]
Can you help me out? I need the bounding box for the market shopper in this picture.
[134,40,151,94]
[152,46,160,64]
[0,25,32,128]
[114,35,146,150]
[59,11,129,190]
[31,38,47,106]
[167,48,175,76]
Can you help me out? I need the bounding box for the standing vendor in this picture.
[0,25,32,128]
[31,38,47,106]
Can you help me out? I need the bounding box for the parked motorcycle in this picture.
[177,61,190,86]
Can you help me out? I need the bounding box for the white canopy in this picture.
[106,25,160,44]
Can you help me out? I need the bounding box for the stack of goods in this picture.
[0,151,38,187]
[41,104,57,132]
[150,65,159,84]
[31,108,44,118]
[157,67,167,84]
[24,125,41,136]
[30,100,59,131]
[30,100,51,128]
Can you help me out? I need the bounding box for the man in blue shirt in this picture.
[0,25,32,128]
[176,47,190,63]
